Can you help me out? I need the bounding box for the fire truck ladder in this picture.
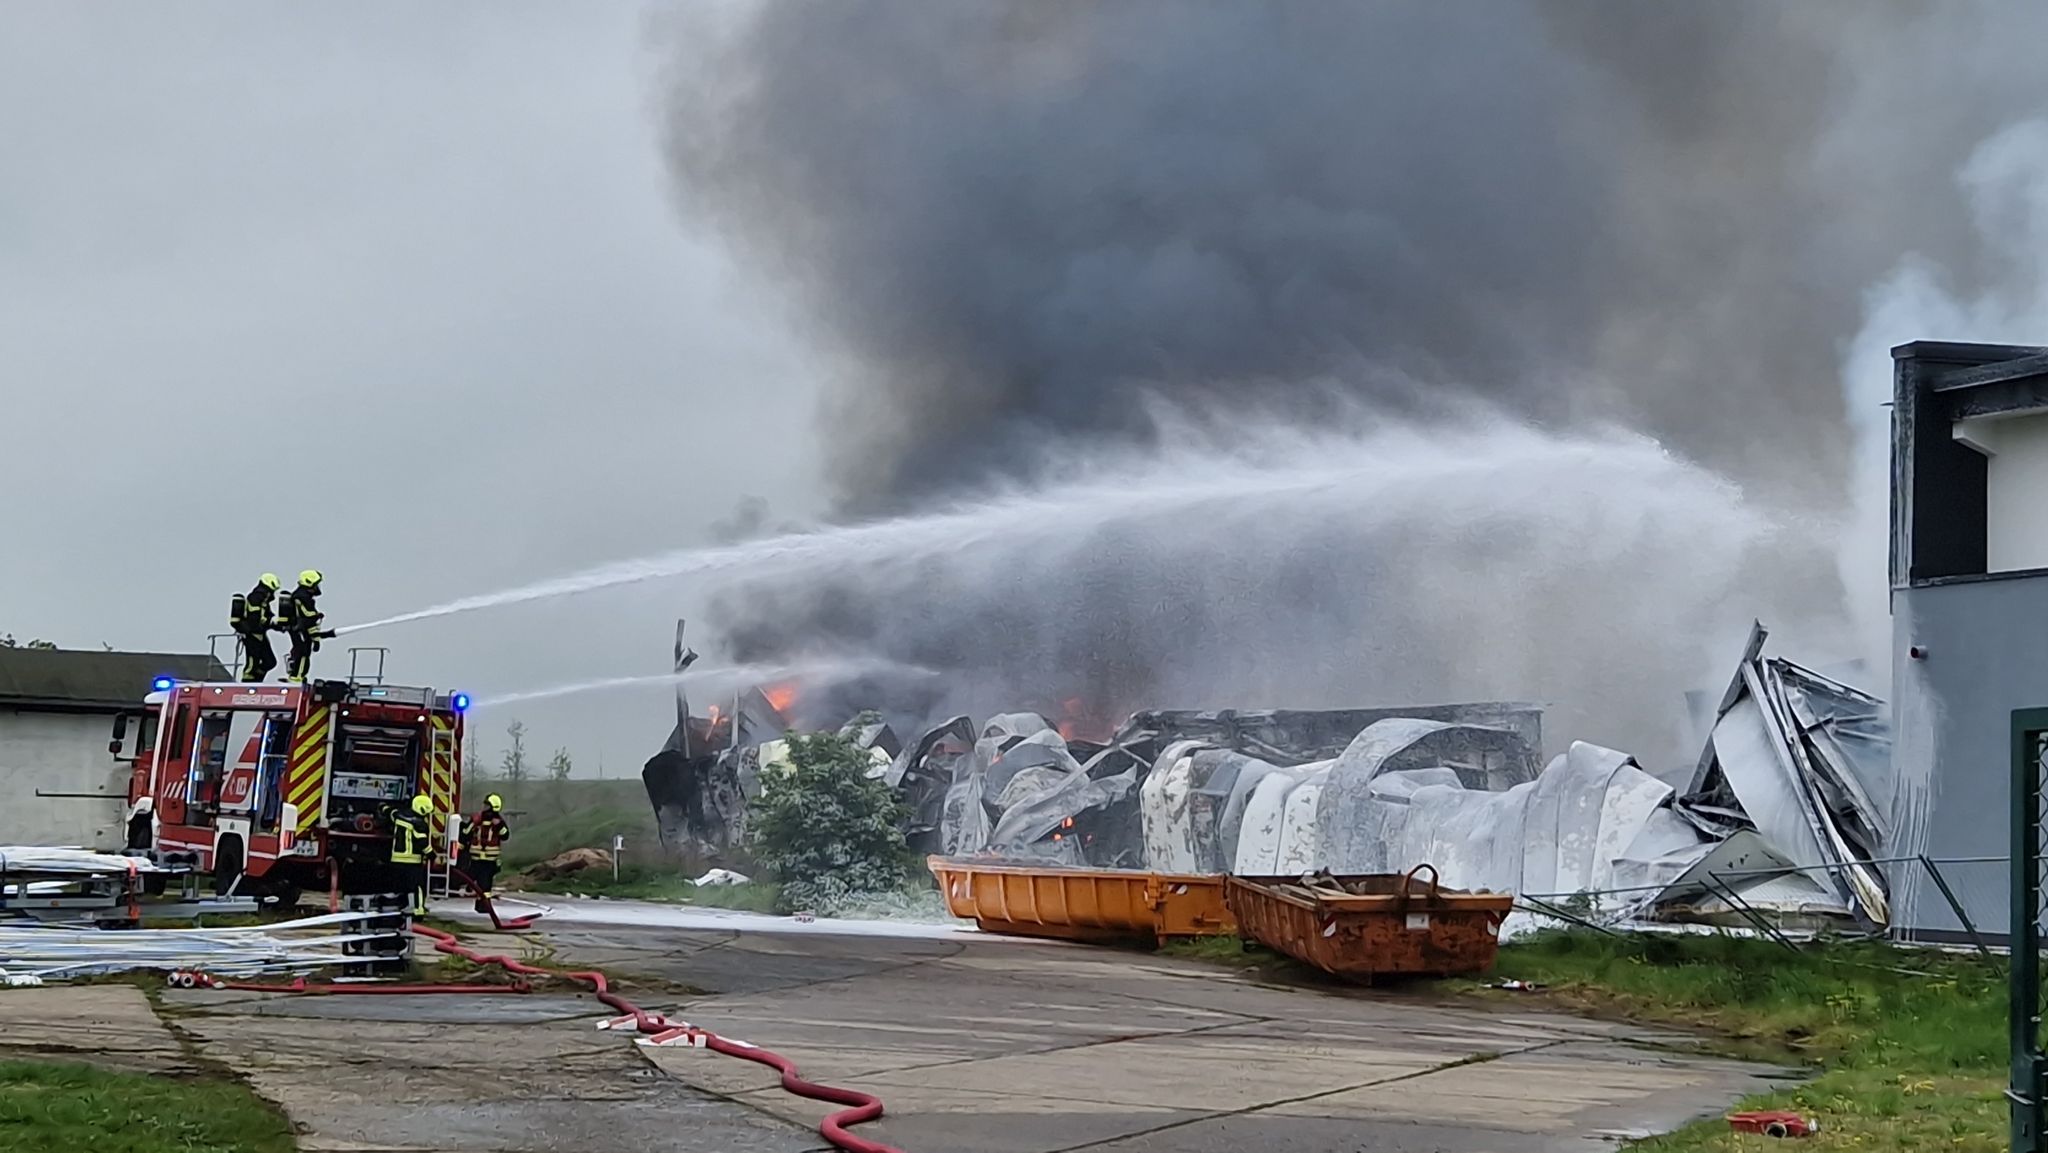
[427,719,459,899]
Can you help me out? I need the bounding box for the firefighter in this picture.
[279,569,336,683]
[229,573,283,682]
[389,793,434,916]
[462,793,511,913]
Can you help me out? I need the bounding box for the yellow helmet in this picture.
[410,794,433,816]
[486,794,504,811]
[259,573,281,591]
[298,569,324,589]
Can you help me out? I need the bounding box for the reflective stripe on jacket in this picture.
[390,814,428,864]
[466,811,509,860]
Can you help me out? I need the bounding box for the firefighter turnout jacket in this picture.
[465,809,510,861]
[279,587,330,639]
[230,582,277,635]
[389,808,431,864]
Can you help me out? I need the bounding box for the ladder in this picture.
[426,720,460,899]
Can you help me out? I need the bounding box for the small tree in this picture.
[751,731,910,915]
[0,635,56,650]
[547,748,572,783]
[501,720,529,790]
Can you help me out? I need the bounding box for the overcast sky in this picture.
[0,3,826,774]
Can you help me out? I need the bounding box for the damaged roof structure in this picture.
[643,621,1897,930]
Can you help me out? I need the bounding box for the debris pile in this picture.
[642,621,1894,928]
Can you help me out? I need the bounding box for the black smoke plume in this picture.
[657,1,2048,758]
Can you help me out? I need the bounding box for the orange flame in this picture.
[762,682,798,714]
[1054,697,1114,743]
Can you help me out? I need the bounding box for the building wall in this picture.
[0,709,128,849]
[1957,410,2048,573]
[1890,575,2048,938]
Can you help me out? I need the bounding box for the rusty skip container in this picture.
[928,856,1236,943]
[1226,865,1512,981]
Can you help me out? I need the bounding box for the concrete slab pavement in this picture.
[160,988,824,1153]
[0,983,193,1074]
[539,911,1786,1153]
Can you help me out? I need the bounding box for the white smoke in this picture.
[1839,119,2048,693]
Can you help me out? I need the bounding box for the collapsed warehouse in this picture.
[642,621,1894,928]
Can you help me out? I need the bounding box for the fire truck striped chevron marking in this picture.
[428,715,457,840]
[286,704,332,835]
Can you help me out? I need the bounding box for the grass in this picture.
[514,865,783,912]
[1159,934,1281,969]
[496,790,660,871]
[1475,931,2007,1152]
[0,1060,294,1153]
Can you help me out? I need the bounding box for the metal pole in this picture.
[1917,855,1991,960]
[2012,717,2044,1153]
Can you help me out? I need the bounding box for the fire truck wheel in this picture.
[213,839,245,897]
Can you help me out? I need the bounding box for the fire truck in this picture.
[110,667,470,906]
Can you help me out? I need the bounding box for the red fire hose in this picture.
[408,921,899,1153]
[227,866,905,1153]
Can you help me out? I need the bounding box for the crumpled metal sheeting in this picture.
[0,911,398,981]
[1682,621,1892,923]
[1308,740,1701,910]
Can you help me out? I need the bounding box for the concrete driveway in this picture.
[522,898,1781,1153]
[0,898,1778,1152]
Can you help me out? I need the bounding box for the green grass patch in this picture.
[515,865,782,912]
[1159,934,1283,969]
[0,1060,294,1153]
[497,795,659,870]
[1472,930,2008,1152]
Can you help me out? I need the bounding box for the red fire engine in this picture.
[111,672,469,905]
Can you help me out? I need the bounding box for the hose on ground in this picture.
[447,863,538,931]
[408,919,904,1153]
[187,869,901,1151]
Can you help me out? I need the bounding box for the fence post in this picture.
[1918,855,1991,960]
[2010,712,2047,1153]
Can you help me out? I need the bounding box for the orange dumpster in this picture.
[928,856,1236,944]
[1225,865,1511,982]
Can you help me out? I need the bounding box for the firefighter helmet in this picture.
[298,569,323,589]
[258,573,281,591]
[410,794,433,816]
[486,794,503,811]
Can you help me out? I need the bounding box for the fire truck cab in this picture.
[111,673,469,904]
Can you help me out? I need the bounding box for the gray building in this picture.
[1889,340,2048,940]
[0,647,227,849]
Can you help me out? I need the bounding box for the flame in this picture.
[1054,696,1113,743]
[762,681,798,714]
[706,704,722,724]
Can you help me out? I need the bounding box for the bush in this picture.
[751,731,912,915]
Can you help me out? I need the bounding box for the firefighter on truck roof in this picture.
[461,793,511,913]
[229,573,283,682]
[388,794,435,916]
[279,569,336,683]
